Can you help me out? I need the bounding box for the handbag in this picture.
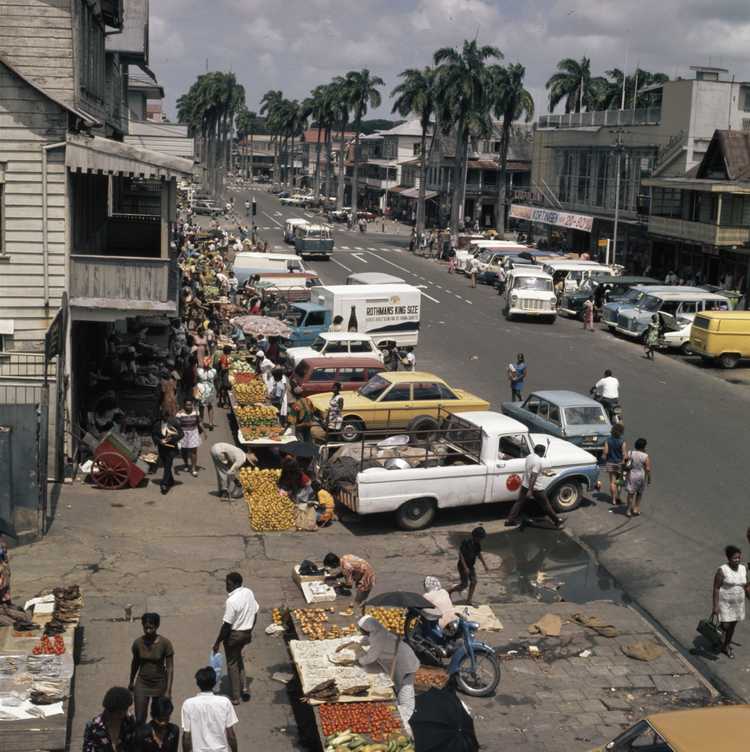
[696,613,723,650]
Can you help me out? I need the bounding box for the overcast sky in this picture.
[149,0,750,121]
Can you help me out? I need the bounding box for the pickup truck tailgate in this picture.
[338,483,358,512]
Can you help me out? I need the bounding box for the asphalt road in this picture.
[233,185,750,700]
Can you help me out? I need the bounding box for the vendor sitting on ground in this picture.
[311,481,335,526]
[337,616,419,725]
[323,552,375,608]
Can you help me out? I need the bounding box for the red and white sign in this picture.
[510,204,594,233]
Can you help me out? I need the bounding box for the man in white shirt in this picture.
[400,347,416,372]
[182,666,238,752]
[593,369,620,420]
[504,444,563,529]
[212,572,259,705]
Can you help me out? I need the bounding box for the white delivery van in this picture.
[314,284,421,348]
[503,267,557,322]
[233,252,307,283]
[346,272,406,285]
[284,218,309,243]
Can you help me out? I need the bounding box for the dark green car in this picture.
[558,276,661,320]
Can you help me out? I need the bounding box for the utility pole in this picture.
[611,128,626,266]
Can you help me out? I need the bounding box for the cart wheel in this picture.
[92,452,130,490]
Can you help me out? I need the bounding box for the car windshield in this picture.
[284,306,305,326]
[358,374,390,401]
[564,406,609,426]
[640,295,663,312]
[514,276,553,291]
[310,337,326,352]
[478,249,495,262]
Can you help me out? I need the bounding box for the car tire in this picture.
[550,480,582,513]
[679,341,692,356]
[407,415,440,444]
[547,315,557,324]
[607,325,616,333]
[395,497,437,530]
[340,419,365,442]
[719,353,740,369]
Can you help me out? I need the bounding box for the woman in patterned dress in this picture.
[176,399,202,477]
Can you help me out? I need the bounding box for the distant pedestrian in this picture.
[468,256,479,288]
[176,399,202,478]
[152,409,184,495]
[133,697,179,752]
[582,296,595,331]
[210,443,248,500]
[326,382,344,433]
[509,353,526,402]
[196,357,217,430]
[625,437,651,518]
[181,667,239,752]
[712,545,747,659]
[128,612,174,725]
[212,572,259,705]
[505,444,564,529]
[601,424,627,506]
[83,687,136,752]
[644,315,660,360]
[448,526,488,607]
[448,250,457,273]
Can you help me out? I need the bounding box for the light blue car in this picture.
[600,285,674,331]
[501,390,611,455]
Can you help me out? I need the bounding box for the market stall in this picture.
[0,586,83,752]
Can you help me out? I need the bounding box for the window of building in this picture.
[413,143,421,156]
[79,2,105,101]
[577,152,590,203]
[740,86,750,112]
[0,164,5,257]
[484,170,497,186]
[651,188,683,218]
[594,152,609,207]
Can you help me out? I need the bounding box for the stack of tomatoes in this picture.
[32,634,65,655]
[319,702,402,741]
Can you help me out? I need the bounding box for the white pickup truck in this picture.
[336,411,600,530]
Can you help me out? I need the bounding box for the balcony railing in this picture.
[648,216,750,246]
[538,107,661,129]
[70,255,179,311]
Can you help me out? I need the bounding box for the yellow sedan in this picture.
[308,371,490,442]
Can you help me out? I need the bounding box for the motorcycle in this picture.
[404,606,500,697]
[591,390,623,425]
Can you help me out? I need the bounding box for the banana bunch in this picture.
[243,468,296,531]
[233,381,268,406]
[235,405,278,427]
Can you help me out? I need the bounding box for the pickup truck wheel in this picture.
[396,498,436,530]
[340,419,364,442]
[679,341,692,356]
[550,480,582,513]
[719,353,740,369]
[408,415,439,444]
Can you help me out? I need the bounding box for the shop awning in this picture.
[399,188,438,200]
[66,133,193,180]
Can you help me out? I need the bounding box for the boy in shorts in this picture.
[448,526,489,606]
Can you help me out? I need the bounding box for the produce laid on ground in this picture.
[291,607,359,640]
[320,703,407,744]
[233,380,269,405]
[414,666,448,690]
[235,404,278,426]
[239,468,296,531]
[323,730,414,752]
[364,607,406,636]
[31,635,65,656]
[229,359,255,374]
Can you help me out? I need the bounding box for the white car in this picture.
[285,332,384,367]
[503,267,557,323]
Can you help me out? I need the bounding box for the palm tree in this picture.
[344,69,384,218]
[329,77,351,210]
[278,99,306,188]
[546,56,599,113]
[305,84,336,201]
[260,89,284,186]
[434,39,502,232]
[489,63,534,235]
[235,107,262,178]
[391,66,436,236]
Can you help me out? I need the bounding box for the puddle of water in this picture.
[449,528,626,604]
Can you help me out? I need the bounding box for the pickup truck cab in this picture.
[337,410,599,530]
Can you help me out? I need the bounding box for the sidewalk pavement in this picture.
[8,406,721,752]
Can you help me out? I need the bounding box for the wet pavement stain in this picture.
[449,527,626,604]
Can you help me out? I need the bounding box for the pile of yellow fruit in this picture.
[235,405,277,426]
[233,380,268,405]
[242,468,296,531]
[291,608,359,640]
[365,607,406,635]
[272,607,288,627]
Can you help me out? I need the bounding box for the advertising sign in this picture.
[510,204,594,233]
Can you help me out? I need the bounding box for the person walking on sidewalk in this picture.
[210,443,249,500]
[152,409,184,495]
[582,296,595,331]
[134,697,179,752]
[176,399,202,478]
[508,353,527,402]
[181,667,238,752]
[212,573,258,705]
[712,545,747,659]
[468,255,479,288]
[505,445,564,529]
[625,437,651,517]
[601,424,627,506]
[448,526,489,607]
[128,612,174,724]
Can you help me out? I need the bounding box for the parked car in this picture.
[293,357,385,397]
[191,200,223,217]
[589,705,750,752]
[336,410,599,529]
[600,285,675,331]
[308,372,490,442]
[501,390,611,455]
[285,332,384,367]
[558,276,662,320]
